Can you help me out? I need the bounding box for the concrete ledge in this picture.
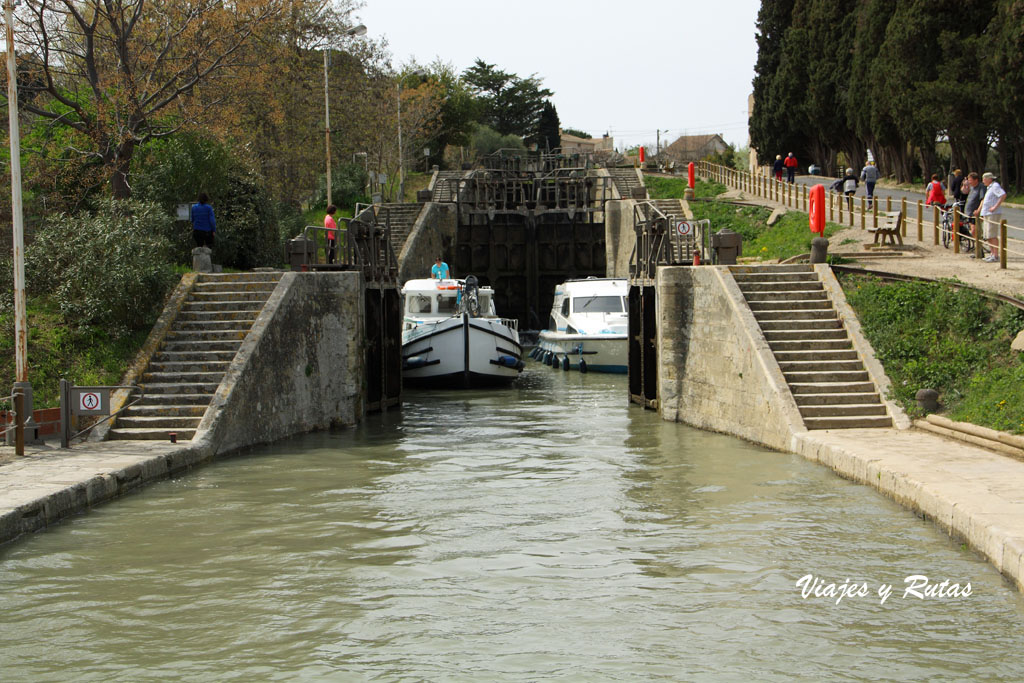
[793,428,1024,592]
[0,441,210,545]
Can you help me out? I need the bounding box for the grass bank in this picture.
[645,174,843,261]
[841,275,1024,433]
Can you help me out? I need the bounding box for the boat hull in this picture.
[534,331,627,373]
[402,314,523,388]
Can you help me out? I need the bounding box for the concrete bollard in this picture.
[809,236,829,264]
[192,246,213,273]
[916,388,939,412]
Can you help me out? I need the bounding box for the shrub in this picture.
[310,163,370,212]
[24,199,179,337]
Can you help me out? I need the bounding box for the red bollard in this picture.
[808,184,825,235]
[169,432,177,444]
[639,146,645,164]
[688,162,695,189]
[693,250,701,266]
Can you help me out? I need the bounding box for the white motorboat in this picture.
[401,276,524,388]
[531,278,628,373]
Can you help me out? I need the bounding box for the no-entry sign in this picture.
[71,387,110,416]
[675,220,693,236]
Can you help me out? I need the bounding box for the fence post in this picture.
[872,201,878,229]
[803,185,808,211]
[914,199,921,239]
[860,197,866,230]
[829,190,834,222]
[976,221,984,258]
[1001,220,1007,269]
[953,209,960,254]
[930,205,937,243]
[13,387,24,457]
[887,196,892,213]
[837,191,843,224]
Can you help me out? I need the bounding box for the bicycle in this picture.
[939,201,972,251]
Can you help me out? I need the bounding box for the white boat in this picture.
[401,276,524,388]
[531,278,628,373]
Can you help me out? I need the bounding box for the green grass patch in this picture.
[644,174,725,199]
[841,276,1024,431]
[0,298,152,410]
[685,201,843,261]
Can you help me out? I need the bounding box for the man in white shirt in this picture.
[978,172,1006,262]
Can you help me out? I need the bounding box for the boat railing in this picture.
[497,317,519,330]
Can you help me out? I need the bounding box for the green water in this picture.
[2,369,1023,680]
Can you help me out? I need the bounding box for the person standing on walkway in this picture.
[783,152,798,183]
[979,172,1006,262]
[842,168,859,211]
[925,174,946,206]
[860,161,879,207]
[190,193,216,249]
[324,204,338,264]
[773,155,784,182]
[950,168,967,205]
[964,172,986,255]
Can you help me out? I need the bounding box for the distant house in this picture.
[560,131,615,155]
[663,134,729,164]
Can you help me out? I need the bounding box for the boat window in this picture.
[480,294,494,315]
[621,296,628,311]
[560,298,570,317]
[573,295,623,313]
[408,295,432,314]
[436,294,458,314]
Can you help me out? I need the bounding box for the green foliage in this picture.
[311,162,370,212]
[561,127,591,139]
[132,133,285,269]
[536,101,560,152]
[425,59,480,169]
[23,200,179,337]
[644,174,725,199]
[470,124,526,158]
[742,212,843,260]
[463,59,553,137]
[843,276,1024,430]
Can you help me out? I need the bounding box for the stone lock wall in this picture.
[656,265,804,451]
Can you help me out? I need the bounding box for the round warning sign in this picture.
[675,220,693,236]
[80,391,101,412]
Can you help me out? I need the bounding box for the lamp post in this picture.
[397,68,426,202]
[324,24,366,207]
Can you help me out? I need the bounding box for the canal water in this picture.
[2,369,1024,680]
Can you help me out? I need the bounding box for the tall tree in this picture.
[988,0,1024,188]
[749,0,797,163]
[463,59,553,138]
[536,101,560,151]
[12,0,283,198]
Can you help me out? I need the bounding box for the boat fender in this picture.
[515,360,525,371]
[403,356,429,369]
[561,356,569,371]
[545,351,553,366]
[495,355,519,369]
[579,359,588,373]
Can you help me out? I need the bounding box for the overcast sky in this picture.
[355,0,761,152]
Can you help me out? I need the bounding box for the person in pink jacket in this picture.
[324,204,338,264]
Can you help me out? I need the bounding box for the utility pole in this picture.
[324,48,332,208]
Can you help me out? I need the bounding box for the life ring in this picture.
[809,184,825,234]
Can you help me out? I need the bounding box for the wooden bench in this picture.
[867,210,903,247]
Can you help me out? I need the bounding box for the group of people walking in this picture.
[772,153,799,184]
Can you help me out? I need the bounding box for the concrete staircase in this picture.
[108,272,282,441]
[650,198,686,219]
[431,170,465,202]
[732,264,892,430]
[608,168,646,199]
[378,203,424,259]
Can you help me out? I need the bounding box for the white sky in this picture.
[354,0,760,151]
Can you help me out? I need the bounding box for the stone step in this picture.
[172,320,256,331]
[743,290,829,302]
[139,393,214,405]
[176,310,262,322]
[793,392,882,406]
[753,309,839,321]
[122,404,207,418]
[778,359,867,373]
[190,291,273,303]
[160,339,242,353]
[738,281,825,293]
[757,321,843,335]
[767,337,852,349]
[803,415,893,430]
[107,427,196,441]
[182,300,266,312]
[748,299,833,312]
[153,350,237,363]
[773,349,859,362]
[142,371,225,384]
[165,330,249,342]
[147,361,232,374]
[116,415,203,429]
[197,272,281,283]
[784,370,870,383]
[732,272,819,283]
[731,264,813,274]
[194,282,278,294]
[140,381,221,394]
[799,404,889,418]
[788,380,877,395]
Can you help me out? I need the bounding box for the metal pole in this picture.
[397,81,404,202]
[324,49,332,208]
[6,0,27,388]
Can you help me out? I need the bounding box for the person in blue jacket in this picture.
[191,193,216,248]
